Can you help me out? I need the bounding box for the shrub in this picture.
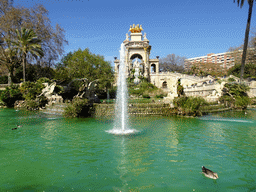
[227,77,236,82]
[155,94,165,98]
[20,81,45,100]
[36,77,53,85]
[129,88,144,96]
[235,96,251,109]
[63,98,91,118]
[220,82,250,109]
[128,81,159,98]
[173,96,188,108]
[173,96,206,116]
[36,95,48,108]
[0,84,23,107]
[0,76,8,84]
[25,100,40,110]
[55,85,64,95]
[142,94,150,98]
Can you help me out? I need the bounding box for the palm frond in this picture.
[234,0,245,8]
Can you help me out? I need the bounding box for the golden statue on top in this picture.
[129,24,143,33]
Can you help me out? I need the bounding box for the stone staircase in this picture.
[41,103,66,115]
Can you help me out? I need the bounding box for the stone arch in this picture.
[130,54,143,60]
[162,81,167,88]
[151,64,156,73]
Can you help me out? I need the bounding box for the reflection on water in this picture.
[0,109,255,191]
[199,117,254,123]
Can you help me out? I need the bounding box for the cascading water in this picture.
[106,43,137,135]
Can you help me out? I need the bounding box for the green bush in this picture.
[0,76,8,84]
[36,95,48,108]
[173,96,206,116]
[63,98,91,118]
[220,82,250,109]
[19,79,52,109]
[128,81,159,98]
[36,77,53,85]
[155,94,165,98]
[20,81,45,100]
[235,96,251,109]
[25,100,40,110]
[173,96,188,108]
[142,94,150,98]
[227,77,236,82]
[0,84,23,107]
[129,98,152,103]
[228,63,256,79]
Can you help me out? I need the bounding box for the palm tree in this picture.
[234,0,255,81]
[11,28,44,82]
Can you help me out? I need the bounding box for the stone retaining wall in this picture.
[39,102,233,117]
[93,103,172,118]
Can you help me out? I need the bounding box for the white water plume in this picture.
[106,43,137,135]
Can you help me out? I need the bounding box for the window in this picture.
[151,64,156,73]
[162,81,167,88]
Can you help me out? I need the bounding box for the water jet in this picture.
[106,43,137,135]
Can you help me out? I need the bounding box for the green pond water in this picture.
[0,108,256,192]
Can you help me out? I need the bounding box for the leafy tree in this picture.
[228,63,256,79]
[0,37,20,83]
[55,48,114,98]
[54,52,73,84]
[159,54,186,72]
[11,28,44,82]
[187,62,226,77]
[227,44,255,66]
[0,0,68,76]
[234,0,255,80]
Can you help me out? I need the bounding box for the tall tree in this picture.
[159,54,186,73]
[11,28,44,82]
[55,48,114,94]
[0,38,20,83]
[234,0,255,81]
[0,0,68,70]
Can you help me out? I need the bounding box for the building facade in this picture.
[184,52,236,72]
[114,24,160,80]
[114,26,256,101]
[114,25,212,95]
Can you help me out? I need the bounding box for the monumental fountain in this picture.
[106,43,137,135]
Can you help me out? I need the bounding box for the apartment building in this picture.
[184,52,236,72]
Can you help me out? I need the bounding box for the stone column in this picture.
[144,47,149,78]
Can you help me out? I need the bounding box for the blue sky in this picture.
[15,0,256,65]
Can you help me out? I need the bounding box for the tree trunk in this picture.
[7,65,14,85]
[8,72,11,85]
[240,1,254,81]
[23,53,26,82]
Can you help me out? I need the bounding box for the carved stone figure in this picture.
[143,32,147,40]
[39,82,63,106]
[133,58,141,84]
[126,33,129,41]
[69,78,99,102]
